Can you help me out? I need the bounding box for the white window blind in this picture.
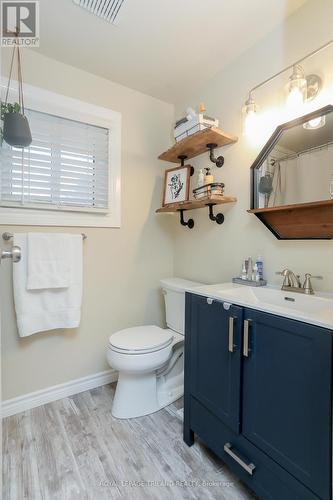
[0,109,109,212]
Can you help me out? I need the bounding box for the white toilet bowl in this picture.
[106,277,202,419]
[107,325,184,419]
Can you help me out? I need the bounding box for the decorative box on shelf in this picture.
[232,277,267,287]
[174,113,219,142]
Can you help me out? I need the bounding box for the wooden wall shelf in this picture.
[157,126,238,228]
[248,200,333,239]
[156,196,237,228]
[156,195,237,213]
[158,127,238,163]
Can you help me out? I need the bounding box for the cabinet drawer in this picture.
[189,397,320,500]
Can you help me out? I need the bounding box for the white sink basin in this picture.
[189,283,333,329]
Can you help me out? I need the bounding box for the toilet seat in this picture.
[109,325,174,355]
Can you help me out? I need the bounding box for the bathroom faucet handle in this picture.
[304,273,323,280]
[276,269,291,276]
[303,273,323,295]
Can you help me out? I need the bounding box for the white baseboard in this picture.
[1,369,118,418]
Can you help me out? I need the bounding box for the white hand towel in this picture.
[13,233,83,337]
[27,233,70,290]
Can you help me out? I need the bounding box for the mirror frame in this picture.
[250,104,333,210]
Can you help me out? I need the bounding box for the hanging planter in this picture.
[2,37,32,148]
[3,109,32,148]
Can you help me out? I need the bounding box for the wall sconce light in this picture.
[303,73,324,129]
[242,39,330,137]
[287,66,322,109]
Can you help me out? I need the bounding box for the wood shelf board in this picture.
[248,199,333,214]
[248,200,333,239]
[158,127,238,163]
[156,196,237,213]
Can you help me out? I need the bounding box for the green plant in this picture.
[0,102,21,143]
[1,101,20,121]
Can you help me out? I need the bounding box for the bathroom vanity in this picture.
[183,284,333,500]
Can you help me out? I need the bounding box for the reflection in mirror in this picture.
[255,108,333,208]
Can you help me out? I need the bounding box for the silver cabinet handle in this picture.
[207,297,214,305]
[228,317,235,353]
[243,319,251,357]
[224,443,256,475]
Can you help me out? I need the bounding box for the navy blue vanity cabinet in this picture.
[242,308,332,500]
[184,292,333,500]
[184,292,243,436]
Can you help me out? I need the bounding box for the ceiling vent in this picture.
[73,0,126,24]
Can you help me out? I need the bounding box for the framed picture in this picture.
[162,165,191,206]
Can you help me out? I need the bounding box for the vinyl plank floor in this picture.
[3,384,256,500]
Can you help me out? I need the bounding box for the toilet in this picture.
[106,277,202,419]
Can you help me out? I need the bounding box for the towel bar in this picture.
[2,232,87,241]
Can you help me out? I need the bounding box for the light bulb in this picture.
[244,109,257,136]
[287,87,305,108]
[287,65,307,111]
[243,92,257,136]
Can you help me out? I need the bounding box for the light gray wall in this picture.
[173,0,333,289]
[0,50,175,400]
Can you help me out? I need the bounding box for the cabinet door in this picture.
[242,308,332,499]
[186,293,243,433]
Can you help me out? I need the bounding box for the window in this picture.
[1,110,109,212]
[0,83,121,227]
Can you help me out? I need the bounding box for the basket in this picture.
[193,182,225,200]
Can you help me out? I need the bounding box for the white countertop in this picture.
[186,282,333,330]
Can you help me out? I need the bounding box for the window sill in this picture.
[0,206,120,228]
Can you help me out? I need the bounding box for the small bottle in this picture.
[247,257,253,281]
[254,263,260,282]
[199,102,206,113]
[245,258,249,276]
[197,169,205,188]
[255,255,264,281]
[241,260,247,280]
[205,167,214,185]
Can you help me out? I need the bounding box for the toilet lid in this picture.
[109,325,174,353]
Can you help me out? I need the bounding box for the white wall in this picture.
[172,0,333,290]
[0,50,175,400]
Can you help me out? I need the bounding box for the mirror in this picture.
[251,105,333,209]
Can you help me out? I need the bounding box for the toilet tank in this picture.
[160,278,202,335]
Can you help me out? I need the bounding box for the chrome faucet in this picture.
[276,269,301,290]
[276,270,323,295]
